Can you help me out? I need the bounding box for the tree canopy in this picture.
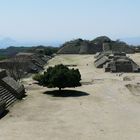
[33,64,81,91]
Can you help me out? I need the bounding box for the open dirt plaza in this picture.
[0,54,140,140]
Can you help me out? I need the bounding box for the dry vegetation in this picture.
[0,54,140,140]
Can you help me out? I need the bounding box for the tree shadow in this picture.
[0,110,9,119]
[43,90,90,97]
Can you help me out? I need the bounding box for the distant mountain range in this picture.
[0,38,18,48]
[0,37,140,48]
[0,37,61,48]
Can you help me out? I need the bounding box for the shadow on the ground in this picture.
[43,90,90,97]
[0,110,9,119]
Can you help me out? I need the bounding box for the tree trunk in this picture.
[59,87,61,91]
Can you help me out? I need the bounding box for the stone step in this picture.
[6,98,17,108]
[0,88,8,94]
[2,93,15,101]
[0,90,13,99]
[0,86,17,108]
[0,89,11,96]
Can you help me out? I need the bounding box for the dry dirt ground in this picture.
[0,54,140,140]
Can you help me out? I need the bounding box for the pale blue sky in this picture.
[0,0,140,44]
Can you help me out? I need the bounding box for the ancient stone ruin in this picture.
[0,69,25,115]
[94,52,140,72]
[0,52,51,79]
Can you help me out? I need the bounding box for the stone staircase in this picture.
[0,85,17,108]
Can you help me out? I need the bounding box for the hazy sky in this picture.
[0,0,140,43]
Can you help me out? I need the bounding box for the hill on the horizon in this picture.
[57,36,135,54]
[57,38,103,54]
[0,46,59,59]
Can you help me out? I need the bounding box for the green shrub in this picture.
[33,73,44,85]
[33,64,81,91]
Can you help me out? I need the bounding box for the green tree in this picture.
[33,64,81,91]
